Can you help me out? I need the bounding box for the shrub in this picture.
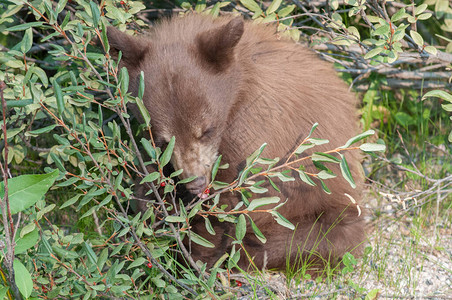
[0,0,450,298]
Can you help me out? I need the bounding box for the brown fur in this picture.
[107,14,364,271]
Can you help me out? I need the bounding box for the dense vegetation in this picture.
[0,0,450,299]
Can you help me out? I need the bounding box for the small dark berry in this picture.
[147,262,152,268]
[236,280,242,287]
[160,182,166,187]
[120,192,126,197]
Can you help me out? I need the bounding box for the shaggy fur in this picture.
[107,14,364,271]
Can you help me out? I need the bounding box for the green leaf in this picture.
[373,24,390,36]
[119,67,129,95]
[247,196,280,211]
[195,0,206,12]
[359,143,386,152]
[391,7,407,22]
[298,170,316,186]
[52,79,64,117]
[0,170,59,214]
[317,170,337,180]
[246,143,267,166]
[393,26,407,42]
[211,155,222,181]
[422,90,452,102]
[56,0,68,13]
[424,45,437,55]
[141,138,156,160]
[417,12,432,20]
[364,47,384,59]
[340,130,375,148]
[13,259,33,298]
[339,154,356,188]
[247,215,266,243]
[410,30,424,46]
[140,172,160,184]
[80,206,96,219]
[50,152,65,173]
[395,111,415,126]
[165,216,186,223]
[266,0,282,14]
[268,172,295,182]
[89,1,100,28]
[190,232,215,248]
[329,0,339,10]
[204,217,216,235]
[270,211,295,230]
[319,179,331,194]
[227,245,241,269]
[136,71,151,126]
[414,3,427,15]
[278,4,295,17]
[365,289,380,300]
[27,124,57,136]
[294,143,315,155]
[177,176,196,184]
[21,28,33,53]
[309,138,329,145]
[5,99,33,107]
[15,228,39,254]
[84,242,98,265]
[311,152,340,163]
[60,194,81,209]
[6,22,44,31]
[210,2,221,17]
[37,204,56,221]
[127,257,147,270]
[240,0,261,13]
[235,214,246,242]
[160,136,175,168]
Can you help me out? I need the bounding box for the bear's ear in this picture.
[106,26,149,65]
[196,17,244,71]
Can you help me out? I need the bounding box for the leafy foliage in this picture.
[0,0,450,299]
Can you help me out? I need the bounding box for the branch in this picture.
[0,82,22,300]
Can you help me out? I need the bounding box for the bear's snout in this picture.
[185,176,207,195]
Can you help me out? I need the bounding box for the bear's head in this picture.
[107,17,244,195]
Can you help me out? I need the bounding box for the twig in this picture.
[0,81,22,299]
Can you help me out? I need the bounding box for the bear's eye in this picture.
[200,127,215,141]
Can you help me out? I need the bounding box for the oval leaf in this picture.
[235,214,247,242]
[410,30,424,46]
[160,136,175,168]
[190,232,215,248]
[359,143,386,152]
[247,196,280,211]
[13,259,33,298]
[0,170,59,214]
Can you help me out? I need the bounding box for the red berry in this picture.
[160,182,166,187]
[120,192,126,197]
[120,0,125,5]
[236,280,242,287]
[147,262,152,268]
[203,188,210,194]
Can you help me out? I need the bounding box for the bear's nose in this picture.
[186,176,207,195]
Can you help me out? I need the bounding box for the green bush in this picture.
[0,0,450,299]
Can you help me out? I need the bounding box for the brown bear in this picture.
[107,14,364,272]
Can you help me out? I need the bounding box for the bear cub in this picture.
[107,14,364,271]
